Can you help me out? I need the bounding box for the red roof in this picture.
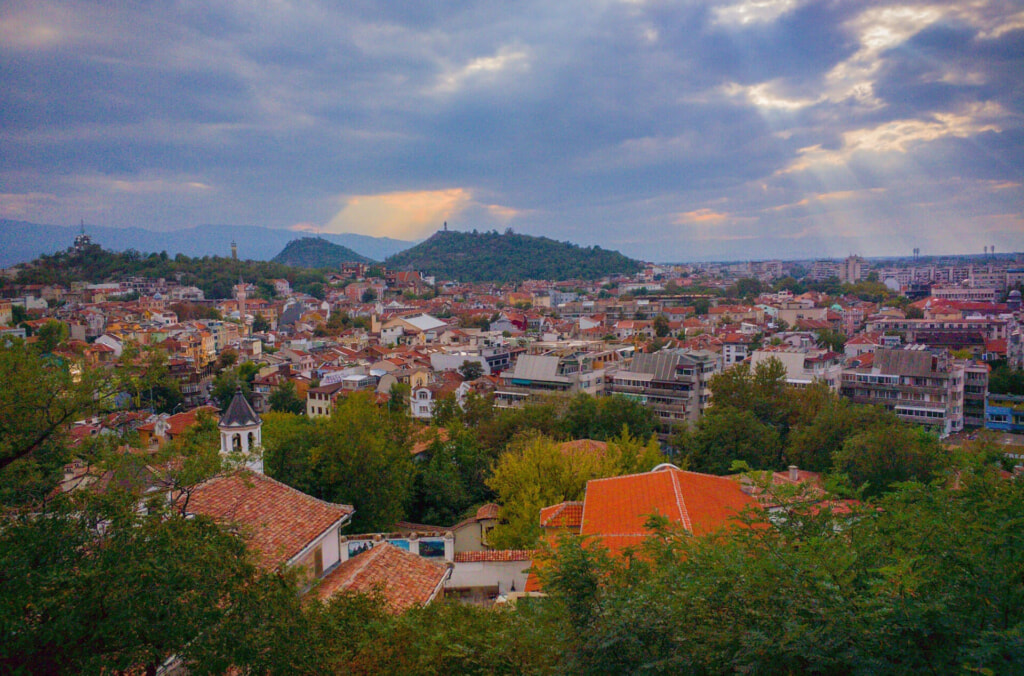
[317,543,449,612]
[986,339,1007,354]
[539,501,584,529]
[137,405,219,437]
[184,470,353,570]
[580,465,758,554]
[453,550,535,563]
[558,439,608,455]
[475,503,500,520]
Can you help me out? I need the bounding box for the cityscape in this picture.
[2,0,1024,673]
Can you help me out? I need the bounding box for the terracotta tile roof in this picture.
[184,470,354,570]
[410,426,450,456]
[539,501,584,529]
[137,405,219,436]
[558,439,608,455]
[475,503,500,520]
[580,465,758,555]
[453,550,536,563]
[317,543,449,612]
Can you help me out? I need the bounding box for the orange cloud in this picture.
[323,188,474,240]
[674,208,729,224]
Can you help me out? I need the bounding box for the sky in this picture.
[1,0,1022,262]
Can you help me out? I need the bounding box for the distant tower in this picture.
[443,221,448,232]
[231,240,238,261]
[219,387,263,473]
[72,219,93,253]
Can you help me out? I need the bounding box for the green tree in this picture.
[35,320,69,353]
[211,363,259,406]
[832,424,951,496]
[261,412,319,496]
[709,357,791,431]
[729,277,764,299]
[268,380,305,415]
[311,393,414,531]
[10,304,29,325]
[252,313,271,332]
[458,359,484,381]
[0,341,108,504]
[815,328,846,353]
[361,288,377,303]
[652,314,670,337]
[680,407,783,474]
[0,494,263,675]
[487,434,608,548]
[785,399,896,472]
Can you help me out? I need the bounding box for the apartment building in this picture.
[604,349,720,434]
[840,346,967,436]
[494,352,606,408]
[750,347,844,391]
[864,317,1007,342]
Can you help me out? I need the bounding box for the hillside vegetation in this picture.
[11,245,328,299]
[271,237,373,267]
[384,230,643,282]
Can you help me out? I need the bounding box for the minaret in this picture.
[235,276,247,335]
[219,387,263,473]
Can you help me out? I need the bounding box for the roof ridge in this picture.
[669,469,693,532]
[343,541,387,582]
[229,469,355,514]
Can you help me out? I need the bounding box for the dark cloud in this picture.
[0,0,1021,259]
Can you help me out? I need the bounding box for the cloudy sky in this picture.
[1,0,1022,261]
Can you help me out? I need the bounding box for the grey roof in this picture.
[627,351,683,380]
[510,355,568,383]
[626,349,712,380]
[278,303,303,327]
[220,388,261,428]
[876,348,937,377]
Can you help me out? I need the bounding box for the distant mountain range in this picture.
[271,237,372,267]
[384,230,643,282]
[0,220,413,267]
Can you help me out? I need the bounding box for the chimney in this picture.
[788,465,799,482]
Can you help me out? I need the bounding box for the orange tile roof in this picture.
[475,503,500,520]
[453,550,535,563]
[138,405,219,436]
[558,439,608,455]
[539,501,584,529]
[184,471,354,570]
[317,543,449,612]
[580,466,758,554]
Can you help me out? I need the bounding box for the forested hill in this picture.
[11,245,330,299]
[383,230,643,282]
[271,237,373,267]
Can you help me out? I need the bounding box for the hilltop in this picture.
[271,237,373,267]
[384,230,643,282]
